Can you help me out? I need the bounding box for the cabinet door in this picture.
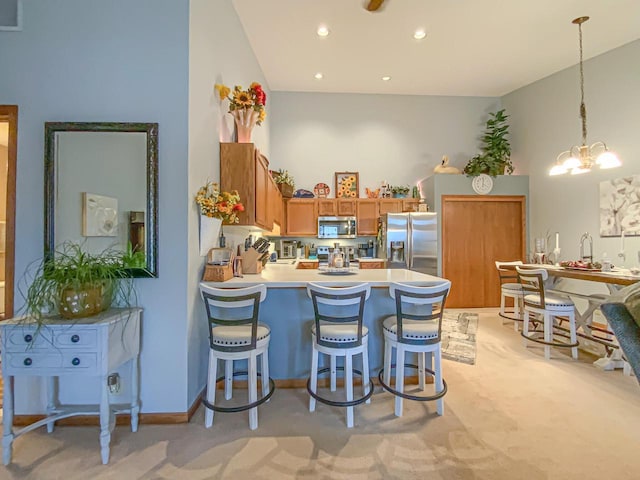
[402,199,419,212]
[220,143,256,226]
[356,200,379,235]
[337,199,356,216]
[286,199,318,236]
[379,199,402,215]
[254,154,269,229]
[317,199,336,216]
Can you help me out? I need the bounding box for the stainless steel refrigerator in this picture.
[377,212,438,275]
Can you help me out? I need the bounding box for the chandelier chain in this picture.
[578,21,587,146]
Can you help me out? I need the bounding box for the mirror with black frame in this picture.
[44,122,158,277]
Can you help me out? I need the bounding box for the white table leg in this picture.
[130,356,140,433]
[99,375,111,464]
[46,376,58,433]
[2,375,14,465]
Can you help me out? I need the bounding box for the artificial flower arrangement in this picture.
[195,181,245,223]
[214,82,267,125]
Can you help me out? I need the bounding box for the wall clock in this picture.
[472,174,493,195]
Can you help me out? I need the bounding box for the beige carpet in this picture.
[2,309,640,480]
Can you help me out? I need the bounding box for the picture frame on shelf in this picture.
[334,172,359,198]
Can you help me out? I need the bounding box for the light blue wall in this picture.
[502,40,640,265]
[0,0,190,412]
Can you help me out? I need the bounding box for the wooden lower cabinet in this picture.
[358,260,386,269]
[285,199,318,236]
[356,200,378,235]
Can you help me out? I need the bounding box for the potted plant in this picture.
[272,169,295,198]
[389,185,410,198]
[464,109,513,177]
[21,242,137,328]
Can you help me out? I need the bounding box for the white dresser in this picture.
[1,307,142,465]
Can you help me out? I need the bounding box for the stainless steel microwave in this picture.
[317,216,357,239]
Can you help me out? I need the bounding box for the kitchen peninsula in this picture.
[200,264,447,380]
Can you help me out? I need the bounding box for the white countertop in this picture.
[201,263,445,288]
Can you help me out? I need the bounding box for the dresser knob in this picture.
[72,357,81,366]
[24,334,33,343]
[23,358,32,366]
[71,334,80,343]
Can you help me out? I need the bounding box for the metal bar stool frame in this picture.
[378,281,451,417]
[306,282,374,428]
[516,266,579,360]
[200,284,275,430]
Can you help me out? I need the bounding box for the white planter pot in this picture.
[199,216,222,256]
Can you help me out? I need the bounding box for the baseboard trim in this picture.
[12,376,430,425]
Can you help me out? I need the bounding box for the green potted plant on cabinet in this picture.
[21,242,138,330]
[389,185,410,198]
[272,169,295,198]
[464,108,513,177]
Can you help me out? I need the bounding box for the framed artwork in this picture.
[599,175,640,236]
[82,193,118,237]
[0,0,22,31]
[334,172,359,198]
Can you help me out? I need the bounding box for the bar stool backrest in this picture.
[495,260,523,284]
[306,283,371,349]
[516,266,548,310]
[200,284,267,353]
[388,281,451,346]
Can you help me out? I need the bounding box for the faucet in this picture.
[579,232,593,263]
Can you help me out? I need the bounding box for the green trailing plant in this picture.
[272,169,295,187]
[20,242,138,330]
[464,109,513,177]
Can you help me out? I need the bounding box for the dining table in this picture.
[512,264,640,371]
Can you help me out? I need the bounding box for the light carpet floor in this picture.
[1,308,640,480]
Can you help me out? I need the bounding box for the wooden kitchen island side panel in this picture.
[200,265,448,380]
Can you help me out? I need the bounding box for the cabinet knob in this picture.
[71,334,80,343]
[71,357,81,366]
[23,358,32,366]
[24,334,33,343]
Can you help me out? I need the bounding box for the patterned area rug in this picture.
[441,311,478,365]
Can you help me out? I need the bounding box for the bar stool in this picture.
[516,266,579,360]
[199,283,275,430]
[378,281,451,417]
[495,260,524,331]
[306,282,373,428]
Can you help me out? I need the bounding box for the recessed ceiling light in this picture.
[314,72,324,80]
[413,29,426,40]
[382,76,391,81]
[317,25,330,37]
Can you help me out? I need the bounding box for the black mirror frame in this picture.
[44,122,159,278]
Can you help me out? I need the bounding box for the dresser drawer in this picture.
[54,328,98,348]
[6,352,97,375]
[3,329,49,351]
[3,326,98,352]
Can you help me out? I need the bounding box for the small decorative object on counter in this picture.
[365,187,380,198]
[293,189,314,198]
[214,82,267,143]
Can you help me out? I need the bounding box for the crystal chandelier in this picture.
[549,16,621,176]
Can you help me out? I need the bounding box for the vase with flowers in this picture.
[195,181,245,255]
[214,82,267,143]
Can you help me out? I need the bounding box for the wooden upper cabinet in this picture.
[220,142,273,230]
[317,199,336,216]
[285,199,318,236]
[402,199,419,212]
[266,175,282,232]
[378,199,402,215]
[337,199,356,216]
[357,199,379,235]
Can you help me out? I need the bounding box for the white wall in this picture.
[270,92,502,196]
[503,39,640,265]
[188,0,271,406]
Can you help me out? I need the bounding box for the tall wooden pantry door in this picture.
[442,195,526,308]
